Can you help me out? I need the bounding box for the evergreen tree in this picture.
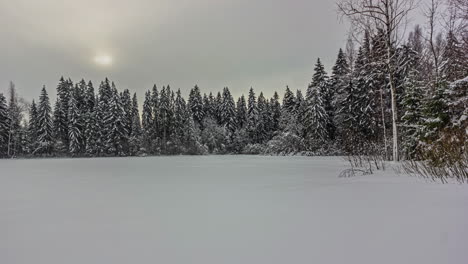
[27,100,39,154]
[304,59,330,149]
[121,89,133,139]
[401,68,424,159]
[220,87,237,136]
[0,93,9,157]
[173,89,187,153]
[441,31,468,82]
[282,86,296,114]
[150,85,160,144]
[236,95,247,129]
[68,92,81,155]
[330,48,351,141]
[247,87,259,143]
[54,77,71,149]
[96,78,113,155]
[36,86,53,155]
[129,93,142,155]
[6,82,23,157]
[270,92,281,133]
[141,90,153,153]
[214,91,223,124]
[188,85,204,125]
[256,92,268,143]
[105,84,128,156]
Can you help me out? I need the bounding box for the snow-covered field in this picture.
[1,156,467,264]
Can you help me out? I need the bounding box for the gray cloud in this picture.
[0,0,349,101]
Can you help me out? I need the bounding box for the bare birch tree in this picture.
[337,0,416,161]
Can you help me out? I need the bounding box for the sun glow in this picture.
[94,55,113,66]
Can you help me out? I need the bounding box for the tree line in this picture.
[0,0,466,169]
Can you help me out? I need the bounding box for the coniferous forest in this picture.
[0,0,467,180]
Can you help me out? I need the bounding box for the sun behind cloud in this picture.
[94,54,113,66]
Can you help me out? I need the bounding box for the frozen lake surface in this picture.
[1,156,467,264]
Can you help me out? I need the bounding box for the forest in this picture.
[0,0,466,178]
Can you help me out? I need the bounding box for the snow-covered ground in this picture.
[1,156,467,264]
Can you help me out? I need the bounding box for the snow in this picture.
[1,156,468,264]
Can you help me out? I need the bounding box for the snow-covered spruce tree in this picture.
[36,86,54,155]
[282,86,295,115]
[53,77,71,150]
[68,92,81,155]
[247,87,259,144]
[202,93,214,121]
[401,67,425,159]
[330,48,350,143]
[27,100,39,154]
[220,87,237,138]
[183,107,203,155]
[150,85,160,150]
[83,81,98,156]
[105,84,128,156]
[445,76,468,128]
[6,82,23,157]
[236,95,248,130]
[0,93,9,157]
[141,90,153,154]
[256,92,268,143]
[304,58,330,151]
[188,85,204,126]
[96,78,113,156]
[214,92,223,125]
[173,89,187,153]
[159,86,173,154]
[270,92,281,134]
[354,46,379,142]
[121,89,133,138]
[441,31,468,83]
[421,80,450,142]
[278,86,297,133]
[129,93,142,156]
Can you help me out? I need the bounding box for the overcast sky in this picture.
[1,0,351,101]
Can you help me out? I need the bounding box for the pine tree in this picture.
[304,59,330,149]
[96,78,113,155]
[151,85,160,144]
[0,93,9,157]
[220,87,237,136]
[159,86,173,153]
[54,77,71,149]
[330,48,351,141]
[354,47,379,141]
[214,92,223,124]
[401,68,424,159]
[120,89,133,154]
[270,92,281,133]
[173,89,187,153]
[6,82,23,157]
[188,85,204,126]
[27,100,39,154]
[68,92,81,155]
[36,86,53,155]
[256,92,267,143]
[236,95,247,129]
[282,86,295,114]
[83,81,98,156]
[129,93,142,155]
[105,84,128,156]
[247,87,259,143]
[141,90,153,153]
[441,31,468,82]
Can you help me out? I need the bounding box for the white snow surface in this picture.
[1,156,467,264]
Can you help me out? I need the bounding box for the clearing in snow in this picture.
[1,156,467,264]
